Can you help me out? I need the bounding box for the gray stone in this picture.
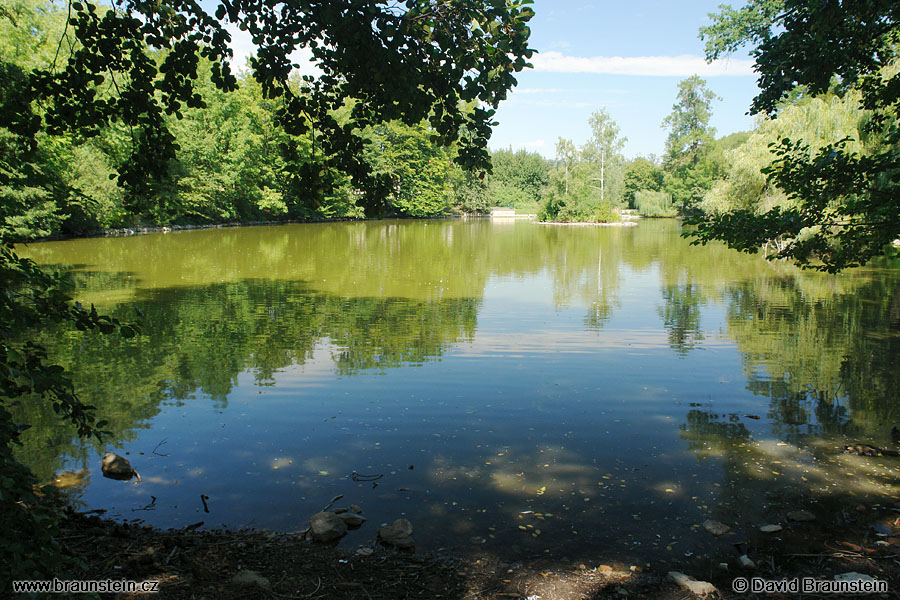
[378,519,414,549]
[738,554,756,568]
[349,504,363,514]
[702,519,730,536]
[667,571,718,597]
[338,513,367,529]
[787,510,816,522]
[310,511,348,542]
[834,572,876,583]
[101,453,139,481]
[231,569,271,590]
[760,524,783,533]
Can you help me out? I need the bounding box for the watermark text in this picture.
[12,578,159,594]
[732,576,887,595]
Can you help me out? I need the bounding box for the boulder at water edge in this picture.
[338,513,367,529]
[310,511,348,542]
[378,519,414,549]
[101,453,139,481]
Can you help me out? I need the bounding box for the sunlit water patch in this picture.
[14,218,900,564]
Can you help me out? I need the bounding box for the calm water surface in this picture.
[15,219,900,564]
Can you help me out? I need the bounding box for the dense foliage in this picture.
[691,0,900,271]
[623,157,663,208]
[0,0,537,240]
[487,147,550,211]
[0,243,138,583]
[29,0,533,216]
[634,190,677,218]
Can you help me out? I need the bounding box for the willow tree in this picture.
[691,0,899,272]
[701,92,867,220]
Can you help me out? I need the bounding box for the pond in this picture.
[14,218,900,565]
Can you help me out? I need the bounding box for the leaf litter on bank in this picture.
[52,489,900,600]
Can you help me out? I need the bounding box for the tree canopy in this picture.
[18,0,535,215]
[658,76,722,210]
[691,0,900,272]
[662,75,719,166]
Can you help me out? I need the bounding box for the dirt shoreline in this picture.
[50,502,900,599]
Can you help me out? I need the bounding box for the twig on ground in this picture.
[321,495,343,512]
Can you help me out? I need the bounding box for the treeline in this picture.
[5,1,893,238]
[0,0,798,239]
[548,57,898,234]
[629,65,898,238]
[0,0,548,242]
[545,76,749,223]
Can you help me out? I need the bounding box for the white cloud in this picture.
[518,139,546,149]
[532,51,755,77]
[513,88,568,94]
[512,87,631,96]
[506,98,596,109]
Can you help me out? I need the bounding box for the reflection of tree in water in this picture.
[678,408,808,536]
[528,226,625,330]
[674,260,900,537]
[12,279,481,481]
[680,409,751,458]
[676,408,798,537]
[632,218,899,439]
[658,283,705,355]
[723,274,900,438]
[16,220,900,517]
[679,403,900,547]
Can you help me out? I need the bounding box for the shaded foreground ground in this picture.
[51,504,900,600]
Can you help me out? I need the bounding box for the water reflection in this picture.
[12,219,900,562]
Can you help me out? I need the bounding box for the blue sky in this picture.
[226,0,762,161]
[489,0,762,159]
